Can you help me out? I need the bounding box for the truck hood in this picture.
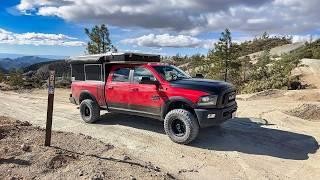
[169,78,235,94]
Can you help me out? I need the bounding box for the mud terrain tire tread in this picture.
[80,99,100,123]
[164,109,200,144]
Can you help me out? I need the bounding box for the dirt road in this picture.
[0,117,174,179]
[0,89,319,179]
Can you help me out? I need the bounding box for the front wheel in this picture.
[80,99,100,123]
[164,109,200,144]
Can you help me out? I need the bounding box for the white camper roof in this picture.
[67,52,161,63]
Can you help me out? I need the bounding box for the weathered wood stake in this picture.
[45,70,55,146]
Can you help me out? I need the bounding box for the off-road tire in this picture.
[80,99,100,123]
[164,109,200,144]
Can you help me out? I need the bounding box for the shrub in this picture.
[8,70,24,86]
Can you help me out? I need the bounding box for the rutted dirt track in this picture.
[0,89,319,179]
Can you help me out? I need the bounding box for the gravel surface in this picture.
[0,116,175,180]
[0,89,319,179]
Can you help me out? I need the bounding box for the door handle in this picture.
[108,86,114,90]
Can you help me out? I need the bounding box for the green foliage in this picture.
[290,39,320,59]
[241,48,302,93]
[206,52,224,80]
[252,50,271,80]
[238,56,253,83]
[237,32,291,57]
[162,54,208,75]
[171,54,188,66]
[188,54,204,67]
[171,31,301,93]
[207,28,241,85]
[8,69,24,86]
[85,24,117,54]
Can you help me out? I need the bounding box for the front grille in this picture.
[220,91,236,107]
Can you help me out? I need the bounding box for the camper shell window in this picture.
[71,64,85,81]
[85,64,102,81]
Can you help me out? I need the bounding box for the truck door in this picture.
[105,65,131,110]
[129,65,163,115]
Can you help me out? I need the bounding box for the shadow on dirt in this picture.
[98,113,165,134]
[97,114,319,160]
[0,157,31,166]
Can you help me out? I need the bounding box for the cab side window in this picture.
[112,67,130,82]
[133,67,156,83]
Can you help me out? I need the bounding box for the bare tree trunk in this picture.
[224,44,228,82]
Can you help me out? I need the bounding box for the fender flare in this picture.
[161,96,196,119]
[79,90,99,104]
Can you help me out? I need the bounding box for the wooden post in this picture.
[45,71,55,146]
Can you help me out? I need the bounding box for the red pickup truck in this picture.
[69,52,237,144]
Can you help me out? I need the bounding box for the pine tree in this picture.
[84,24,117,54]
[208,28,240,83]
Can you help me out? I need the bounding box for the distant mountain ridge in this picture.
[0,65,6,73]
[0,53,67,59]
[23,60,70,79]
[0,56,62,70]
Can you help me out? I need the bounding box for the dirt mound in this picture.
[0,116,175,180]
[0,117,30,140]
[284,90,320,102]
[285,104,320,121]
[47,154,77,169]
[242,89,286,100]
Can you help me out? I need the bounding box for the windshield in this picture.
[152,65,191,81]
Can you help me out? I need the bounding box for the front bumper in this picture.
[194,103,237,128]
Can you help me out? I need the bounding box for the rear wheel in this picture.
[164,109,199,144]
[80,99,100,123]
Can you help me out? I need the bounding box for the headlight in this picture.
[198,95,218,106]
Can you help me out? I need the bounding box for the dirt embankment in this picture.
[0,116,175,180]
[237,89,286,101]
[285,104,320,122]
[292,58,320,88]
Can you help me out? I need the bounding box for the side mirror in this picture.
[194,74,204,78]
[140,77,160,85]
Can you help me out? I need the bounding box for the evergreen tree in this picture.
[216,29,232,81]
[84,24,117,54]
[208,28,241,84]
[254,49,271,80]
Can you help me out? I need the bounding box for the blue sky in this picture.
[0,0,319,57]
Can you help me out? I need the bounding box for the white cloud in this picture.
[37,6,60,16]
[15,0,320,35]
[291,34,320,43]
[247,18,269,24]
[121,34,216,49]
[0,28,85,46]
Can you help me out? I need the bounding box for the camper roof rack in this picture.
[67,52,161,64]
